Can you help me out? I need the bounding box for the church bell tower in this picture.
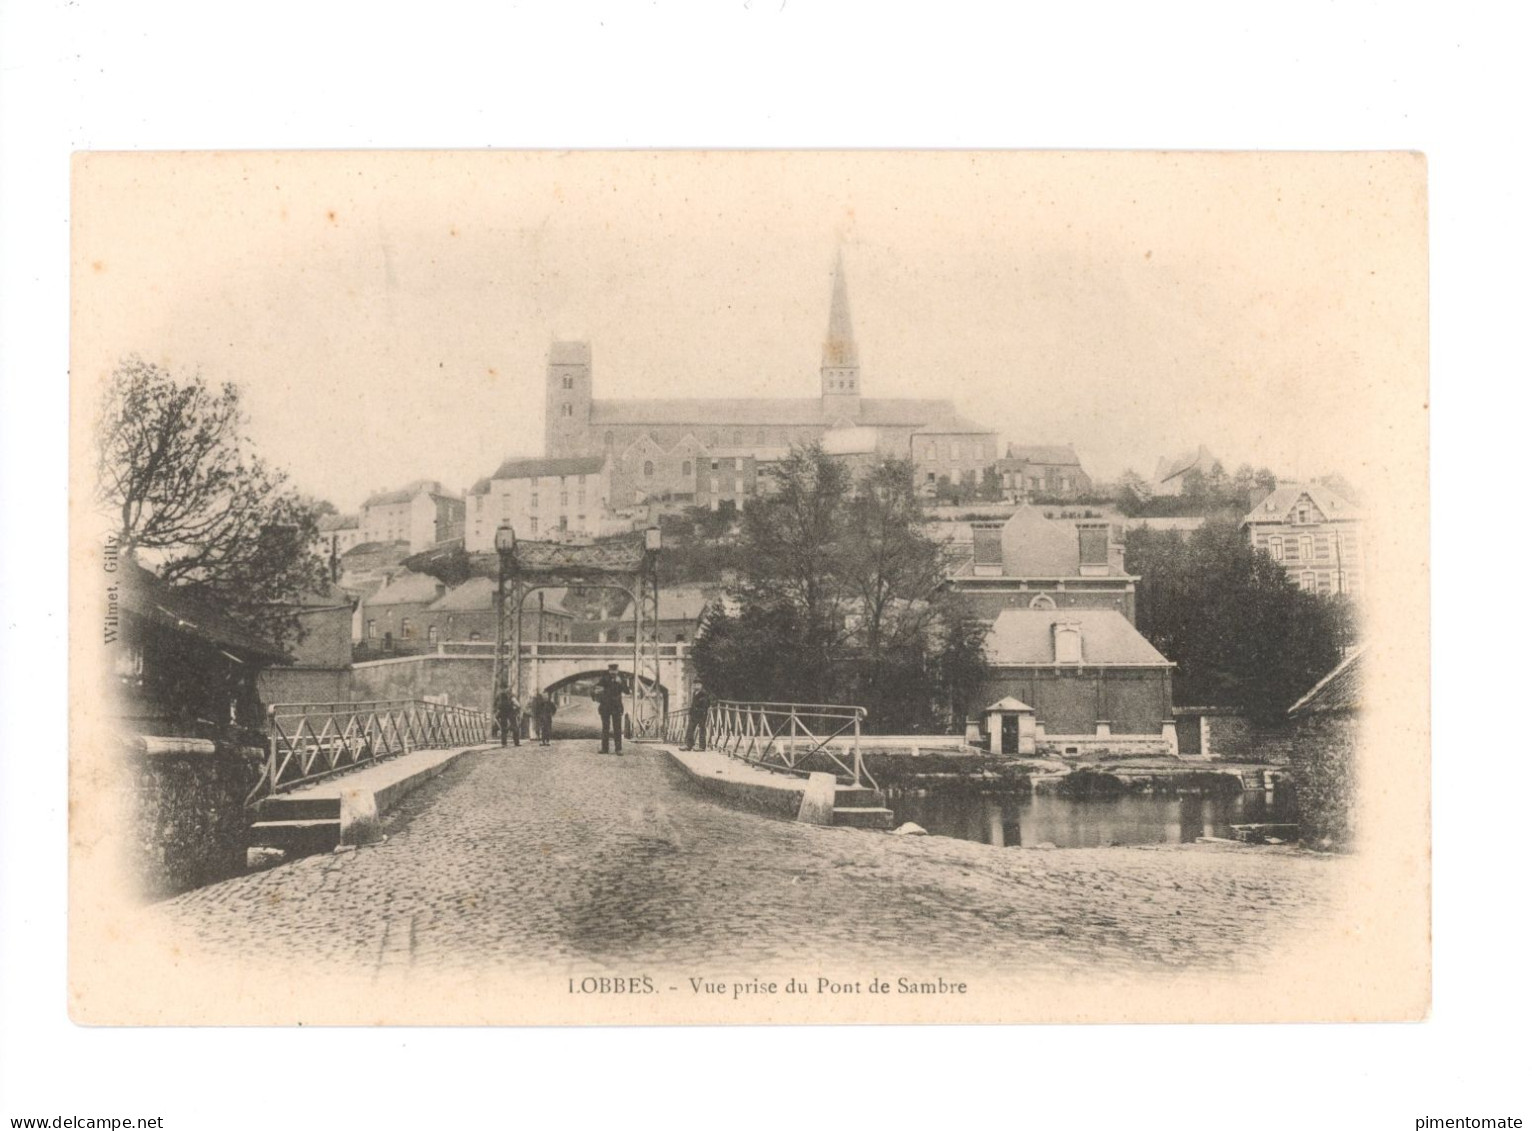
[820,252,862,420]
[545,341,593,457]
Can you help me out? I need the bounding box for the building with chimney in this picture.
[944,506,1138,623]
[542,254,999,500]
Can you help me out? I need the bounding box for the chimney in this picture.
[1077,523,1109,576]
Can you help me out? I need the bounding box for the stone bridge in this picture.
[350,640,693,716]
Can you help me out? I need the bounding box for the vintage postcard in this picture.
[68,150,1429,1025]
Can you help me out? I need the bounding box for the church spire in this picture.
[821,251,861,409]
[823,250,858,369]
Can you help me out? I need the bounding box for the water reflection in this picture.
[887,785,1297,849]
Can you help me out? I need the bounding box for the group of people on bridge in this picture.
[492,685,558,748]
[491,663,715,758]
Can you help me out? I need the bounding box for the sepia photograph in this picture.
[66,150,1429,1026]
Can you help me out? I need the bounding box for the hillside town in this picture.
[98,251,1367,983]
[301,257,1363,757]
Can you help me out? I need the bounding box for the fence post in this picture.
[266,704,278,796]
[853,710,864,788]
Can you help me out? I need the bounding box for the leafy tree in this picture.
[693,447,985,732]
[95,356,329,649]
[1126,519,1351,722]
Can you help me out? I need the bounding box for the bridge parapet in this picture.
[658,699,873,789]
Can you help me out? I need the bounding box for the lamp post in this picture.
[634,524,662,732]
[493,524,516,713]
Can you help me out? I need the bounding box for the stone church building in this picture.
[543,255,999,509]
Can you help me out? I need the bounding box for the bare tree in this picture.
[95,356,328,648]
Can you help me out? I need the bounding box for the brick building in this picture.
[996,444,1092,500]
[971,607,1176,755]
[257,590,356,704]
[421,579,574,646]
[572,584,719,645]
[911,420,999,492]
[945,506,1137,623]
[1242,482,1365,597]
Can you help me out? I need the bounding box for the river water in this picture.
[885,784,1297,848]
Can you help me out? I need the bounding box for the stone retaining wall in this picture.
[122,737,263,900]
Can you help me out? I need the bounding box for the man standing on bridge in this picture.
[594,663,625,756]
[531,690,556,745]
[684,680,712,751]
[494,685,521,748]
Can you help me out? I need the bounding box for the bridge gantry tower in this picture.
[402,528,667,737]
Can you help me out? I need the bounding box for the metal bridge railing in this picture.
[247,698,493,805]
[660,699,874,790]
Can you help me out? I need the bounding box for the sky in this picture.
[72,151,1425,512]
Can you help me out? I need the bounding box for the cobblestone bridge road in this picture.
[157,741,1345,978]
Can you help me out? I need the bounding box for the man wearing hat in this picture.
[593,663,626,755]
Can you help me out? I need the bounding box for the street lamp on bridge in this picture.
[492,524,516,713]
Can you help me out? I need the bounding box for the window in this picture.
[1053,622,1083,663]
[734,457,743,471]
[1300,571,1315,593]
[560,490,568,506]
[1268,535,1284,562]
[950,442,960,461]
[710,477,719,494]
[1338,571,1349,594]
[926,443,937,460]
[1299,534,1313,560]
[643,460,654,477]
[682,460,692,477]
[560,403,573,417]
[559,516,568,532]
[562,376,574,389]
[401,618,413,640]
[604,432,615,447]
[1316,572,1333,596]
[734,478,744,496]
[1029,594,1057,610]
[530,493,539,510]
[710,459,719,471]
[733,431,743,444]
[469,631,481,642]
[428,625,439,644]
[367,619,377,640]
[529,517,538,535]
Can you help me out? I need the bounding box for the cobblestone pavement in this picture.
[155,741,1347,978]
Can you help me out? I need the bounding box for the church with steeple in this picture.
[541,253,998,511]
